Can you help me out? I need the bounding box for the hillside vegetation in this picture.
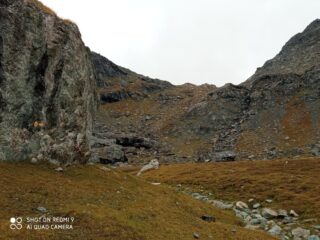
[0,162,274,240]
[141,158,320,224]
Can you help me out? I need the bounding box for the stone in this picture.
[214,151,236,162]
[92,145,127,165]
[248,198,255,203]
[191,193,207,201]
[268,224,282,236]
[314,225,320,230]
[31,158,38,164]
[55,167,64,172]
[265,199,273,203]
[116,135,155,149]
[250,217,268,227]
[151,183,161,186]
[36,207,47,213]
[137,159,160,176]
[253,203,261,209]
[212,200,233,210]
[261,208,278,219]
[193,232,200,239]
[308,236,320,240]
[37,153,44,160]
[292,227,310,239]
[99,166,111,172]
[290,210,299,217]
[201,215,216,222]
[282,216,293,224]
[245,224,261,230]
[234,209,249,220]
[278,209,288,218]
[235,201,249,210]
[48,159,60,166]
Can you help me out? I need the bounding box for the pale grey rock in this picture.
[253,203,261,209]
[282,216,294,224]
[235,201,249,210]
[268,224,282,236]
[36,207,47,213]
[292,227,310,239]
[245,224,261,230]
[212,200,233,210]
[137,159,159,176]
[193,232,200,239]
[214,151,236,162]
[262,208,278,219]
[290,210,299,217]
[308,236,320,240]
[55,167,63,172]
[278,209,288,217]
[92,145,127,165]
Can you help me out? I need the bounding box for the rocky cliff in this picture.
[0,0,96,163]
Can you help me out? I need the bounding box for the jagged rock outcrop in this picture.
[0,0,96,163]
[183,19,320,160]
[91,52,173,104]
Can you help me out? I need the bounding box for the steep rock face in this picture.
[0,0,96,163]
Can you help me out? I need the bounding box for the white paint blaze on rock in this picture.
[137,159,159,176]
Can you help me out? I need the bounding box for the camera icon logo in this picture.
[10,217,23,230]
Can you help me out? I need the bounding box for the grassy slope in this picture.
[0,162,274,240]
[98,84,215,159]
[141,158,320,222]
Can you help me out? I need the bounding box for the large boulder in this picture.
[92,145,127,165]
[214,151,236,162]
[0,0,96,163]
[137,159,160,176]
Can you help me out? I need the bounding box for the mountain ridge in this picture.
[92,18,320,164]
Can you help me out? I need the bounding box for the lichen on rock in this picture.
[0,0,96,163]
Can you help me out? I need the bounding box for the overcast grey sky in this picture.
[41,0,320,86]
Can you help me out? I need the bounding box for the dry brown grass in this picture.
[281,96,314,148]
[0,162,275,240]
[141,157,320,222]
[98,84,215,158]
[26,0,57,16]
